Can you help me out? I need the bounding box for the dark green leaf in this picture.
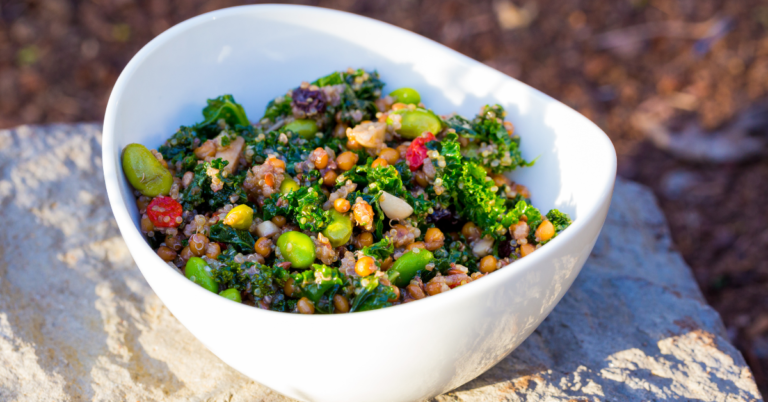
[208,222,255,253]
[290,264,345,306]
[362,237,394,260]
[263,95,293,121]
[200,94,249,127]
[350,277,395,312]
[312,71,344,87]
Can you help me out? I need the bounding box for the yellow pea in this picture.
[224,204,254,230]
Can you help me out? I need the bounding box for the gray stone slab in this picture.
[0,124,761,401]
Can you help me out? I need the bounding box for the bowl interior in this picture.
[107,5,614,234]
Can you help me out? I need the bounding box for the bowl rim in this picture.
[102,3,617,321]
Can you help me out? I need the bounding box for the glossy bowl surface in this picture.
[102,5,616,402]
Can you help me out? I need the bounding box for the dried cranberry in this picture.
[427,208,462,232]
[146,196,183,228]
[291,86,326,116]
[406,132,436,171]
[497,237,514,259]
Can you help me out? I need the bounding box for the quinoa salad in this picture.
[122,68,572,314]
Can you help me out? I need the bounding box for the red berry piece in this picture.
[406,132,436,171]
[146,196,183,228]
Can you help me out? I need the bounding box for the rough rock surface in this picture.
[0,124,761,402]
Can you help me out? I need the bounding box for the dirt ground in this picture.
[1,0,766,394]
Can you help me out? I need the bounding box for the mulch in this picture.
[1,0,766,394]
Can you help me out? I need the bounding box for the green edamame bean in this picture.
[122,143,173,197]
[277,231,316,269]
[389,87,421,105]
[284,119,318,139]
[388,248,434,287]
[224,204,253,230]
[219,288,242,303]
[185,257,219,293]
[322,210,353,247]
[280,176,300,194]
[393,109,442,140]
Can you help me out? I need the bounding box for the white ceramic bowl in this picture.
[102,5,616,402]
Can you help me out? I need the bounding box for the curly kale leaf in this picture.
[158,126,204,174]
[345,69,384,102]
[273,69,385,128]
[501,200,543,236]
[342,163,432,220]
[236,124,259,143]
[547,209,572,233]
[434,134,544,239]
[350,276,396,312]
[179,163,208,210]
[250,264,290,299]
[290,264,345,308]
[367,164,407,196]
[287,185,330,232]
[454,161,508,237]
[161,113,251,175]
[393,161,413,185]
[427,239,477,281]
[505,193,531,210]
[211,171,248,211]
[405,193,433,221]
[180,159,247,212]
[208,222,255,253]
[210,250,264,295]
[209,256,290,301]
[429,133,463,207]
[339,91,377,127]
[216,246,238,263]
[264,185,330,232]
[437,133,465,171]
[261,193,290,221]
[344,190,386,238]
[458,105,532,174]
[343,191,374,207]
[446,239,478,270]
[246,129,344,175]
[443,114,477,138]
[543,209,572,244]
[209,258,244,291]
[269,294,298,312]
[200,94,249,128]
[337,165,370,187]
[342,165,406,237]
[312,71,344,87]
[262,95,293,122]
[429,133,516,238]
[323,69,384,126]
[362,237,394,261]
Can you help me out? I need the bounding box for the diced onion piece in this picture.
[472,236,494,258]
[379,191,413,220]
[256,220,279,238]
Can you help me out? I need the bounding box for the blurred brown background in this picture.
[1,0,767,394]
